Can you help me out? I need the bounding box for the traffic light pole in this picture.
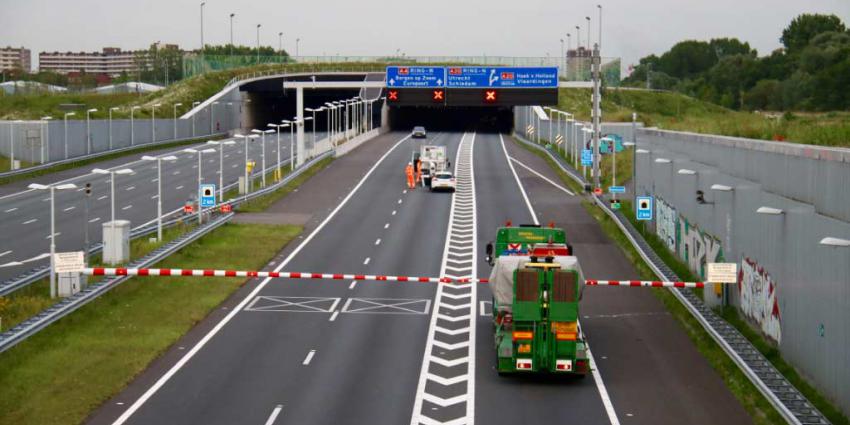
[592,43,602,191]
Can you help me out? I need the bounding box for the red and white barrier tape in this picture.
[83,267,488,284]
[585,280,705,289]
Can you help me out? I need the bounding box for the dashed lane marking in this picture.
[264,405,284,425]
[23,218,37,224]
[302,350,316,366]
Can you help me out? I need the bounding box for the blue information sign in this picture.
[609,186,626,194]
[636,196,653,221]
[581,149,593,166]
[199,184,216,208]
[386,66,446,88]
[446,67,558,88]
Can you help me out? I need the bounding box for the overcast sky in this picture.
[1,0,848,71]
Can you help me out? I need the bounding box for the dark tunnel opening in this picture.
[388,106,513,133]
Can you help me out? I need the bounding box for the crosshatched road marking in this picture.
[479,301,492,317]
[244,296,340,313]
[342,297,431,315]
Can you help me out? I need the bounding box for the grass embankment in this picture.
[0,156,33,174]
[0,223,195,332]
[0,135,221,179]
[0,223,301,425]
[558,88,850,147]
[237,156,333,212]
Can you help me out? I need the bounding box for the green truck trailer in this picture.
[484,224,589,376]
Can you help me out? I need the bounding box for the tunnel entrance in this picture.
[388,106,513,133]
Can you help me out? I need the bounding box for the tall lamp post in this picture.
[141,155,178,240]
[296,38,300,57]
[91,167,134,264]
[108,107,119,150]
[282,120,295,170]
[191,101,200,137]
[63,112,75,159]
[278,32,284,63]
[199,2,206,51]
[130,106,140,146]
[184,148,216,223]
[267,123,289,180]
[172,103,183,139]
[85,109,98,155]
[28,182,77,298]
[151,103,161,143]
[210,101,219,134]
[251,129,275,187]
[229,13,235,57]
[256,24,262,64]
[207,140,236,201]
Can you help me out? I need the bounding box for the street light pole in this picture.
[229,13,235,57]
[86,108,97,155]
[130,106,140,146]
[191,101,200,137]
[151,104,161,143]
[296,38,300,58]
[200,2,206,51]
[173,103,183,139]
[210,101,219,134]
[184,148,215,223]
[141,155,177,240]
[91,167,134,247]
[63,112,75,159]
[28,182,77,298]
[278,32,283,63]
[256,24,262,64]
[206,140,235,201]
[40,116,52,164]
[597,4,602,54]
[108,107,119,150]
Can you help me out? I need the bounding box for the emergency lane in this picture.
[472,133,614,424]
[496,136,752,424]
[102,131,466,425]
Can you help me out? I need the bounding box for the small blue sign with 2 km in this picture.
[386,66,446,88]
[636,196,653,221]
[199,184,216,208]
[581,149,593,166]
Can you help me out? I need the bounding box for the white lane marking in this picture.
[500,134,620,425]
[384,223,390,229]
[175,185,184,190]
[302,350,316,365]
[403,189,407,194]
[363,257,370,265]
[89,217,101,223]
[392,210,397,216]
[509,156,575,196]
[0,250,11,258]
[23,218,37,224]
[42,197,50,202]
[110,133,412,425]
[97,195,108,201]
[126,186,136,191]
[63,206,75,212]
[500,134,540,222]
[375,238,381,246]
[398,199,403,204]
[151,178,158,183]
[122,205,132,210]
[231,164,238,168]
[264,405,283,425]
[45,232,61,239]
[151,195,159,199]
[349,280,357,289]
[172,171,180,175]
[329,311,339,321]
[4,208,17,213]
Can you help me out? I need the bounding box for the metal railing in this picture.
[512,132,829,425]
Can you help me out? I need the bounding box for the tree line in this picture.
[623,14,850,111]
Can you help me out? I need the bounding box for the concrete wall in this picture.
[0,89,243,165]
[634,128,850,415]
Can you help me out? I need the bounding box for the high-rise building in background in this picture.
[38,47,143,76]
[0,46,32,73]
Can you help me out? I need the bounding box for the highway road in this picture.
[0,131,329,284]
[88,131,751,425]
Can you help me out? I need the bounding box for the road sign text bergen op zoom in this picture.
[446,67,558,88]
[386,66,446,88]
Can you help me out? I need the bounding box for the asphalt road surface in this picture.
[87,131,751,425]
[0,131,331,283]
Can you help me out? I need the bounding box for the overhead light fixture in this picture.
[819,237,850,247]
[654,158,671,164]
[710,184,733,192]
[756,206,784,215]
[677,169,696,175]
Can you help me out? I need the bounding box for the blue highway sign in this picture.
[199,184,217,208]
[581,149,593,166]
[386,66,446,88]
[609,186,626,194]
[636,196,653,221]
[446,67,559,88]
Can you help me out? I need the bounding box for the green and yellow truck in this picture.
[485,224,589,376]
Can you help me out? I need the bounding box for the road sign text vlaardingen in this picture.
[386,66,446,88]
[446,67,558,88]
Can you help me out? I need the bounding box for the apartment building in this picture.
[0,46,32,73]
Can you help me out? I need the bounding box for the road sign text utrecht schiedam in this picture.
[446,67,558,88]
[637,196,653,221]
[386,66,446,88]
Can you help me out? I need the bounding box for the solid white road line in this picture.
[111,133,412,425]
[264,405,283,425]
[509,156,575,196]
[122,205,132,210]
[499,133,620,425]
[302,350,316,366]
[0,250,11,258]
[23,218,37,224]
[4,208,17,213]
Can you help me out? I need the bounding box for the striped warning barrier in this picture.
[82,268,707,289]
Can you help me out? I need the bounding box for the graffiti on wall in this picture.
[655,198,677,252]
[739,257,782,344]
[679,218,724,279]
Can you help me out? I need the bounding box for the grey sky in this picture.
[1,0,848,72]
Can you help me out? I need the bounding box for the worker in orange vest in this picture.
[405,162,415,189]
[415,160,423,186]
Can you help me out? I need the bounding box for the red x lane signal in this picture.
[432,89,445,102]
[484,90,498,103]
[387,90,399,101]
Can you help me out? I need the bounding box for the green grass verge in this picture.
[0,222,301,425]
[558,88,850,147]
[0,222,195,332]
[0,136,222,184]
[0,156,34,174]
[237,156,334,213]
[581,200,783,425]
